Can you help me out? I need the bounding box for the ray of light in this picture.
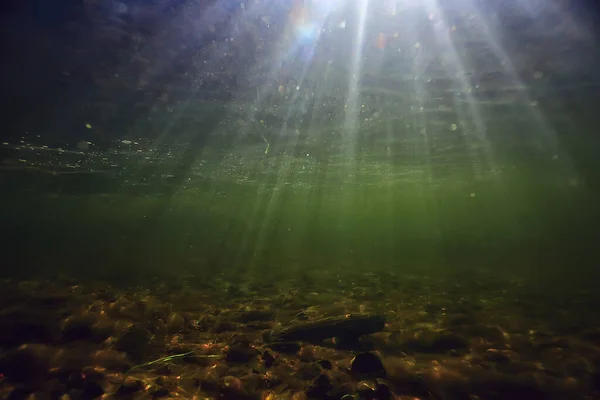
[342,0,369,151]
[231,0,344,275]
[471,1,563,158]
[425,0,497,180]
[334,0,369,257]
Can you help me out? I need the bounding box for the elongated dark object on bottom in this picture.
[264,314,386,344]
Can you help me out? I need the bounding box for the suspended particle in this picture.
[568,178,579,187]
[450,123,458,131]
[85,123,92,129]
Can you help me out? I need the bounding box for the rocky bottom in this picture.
[1,269,600,400]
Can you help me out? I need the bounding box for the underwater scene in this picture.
[1,0,600,399]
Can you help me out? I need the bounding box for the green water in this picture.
[2,140,598,285]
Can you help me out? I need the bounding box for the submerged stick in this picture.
[265,314,386,344]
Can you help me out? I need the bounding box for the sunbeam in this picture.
[343,0,369,152]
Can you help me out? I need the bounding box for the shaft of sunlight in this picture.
[239,0,339,272]
[426,0,495,178]
[471,2,561,156]
[342,0,369,154]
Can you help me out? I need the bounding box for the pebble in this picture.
[61,316,94,342]
[350,352,387,379]
[374,380,394,400]
[221,375,243,393]
[150,387,170,398]
[297,345,318,361]
[214,320,238,333]
[167,313,185,333]
[50,346,93,376]
[0,344,57,382]
[465,324,507,343]
[305,373,333,399]
[384,361,432,398]
[262,349,276,368]
[72,381,104,399]
[483,349,520,365]
[446,314,476,326]
[6,387,34,399]
[115,325,152,362]
[354,378,393,400]
[0,309,59,347]
[225,342,258,363]
[581,327,600,344]
[470,370,547,399]
[117,377,144,395]
[294,362,323,381]
[404,328,470,353]
[90,317,115,342]
[237,310,275,323]
[317,360,333,370]
[430,331,470,352]
[356,380,377,397]
[91,349,131,370]
[266,341,302,354]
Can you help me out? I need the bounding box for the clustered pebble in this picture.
[0,270,599,399]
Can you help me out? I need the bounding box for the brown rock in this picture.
[297,345,318,362]
[90,317,115,342]
[61,315,95,342]
[294,362,323,381]
[221,375,243,393]
[114,325,152,363]
[237,310,275,324]
[0,308,60,347]
[483,349,520,365]
[350,352,387,379]
[470,369,547,399]
[167,313,185,333]
[91,349,131,370]
[225,343,258,363]
[0,344,57,382]
[214,320,238,333]
[50,346,93,376]
[116,376,144,395]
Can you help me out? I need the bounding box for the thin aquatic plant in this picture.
[125,351,221,375]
